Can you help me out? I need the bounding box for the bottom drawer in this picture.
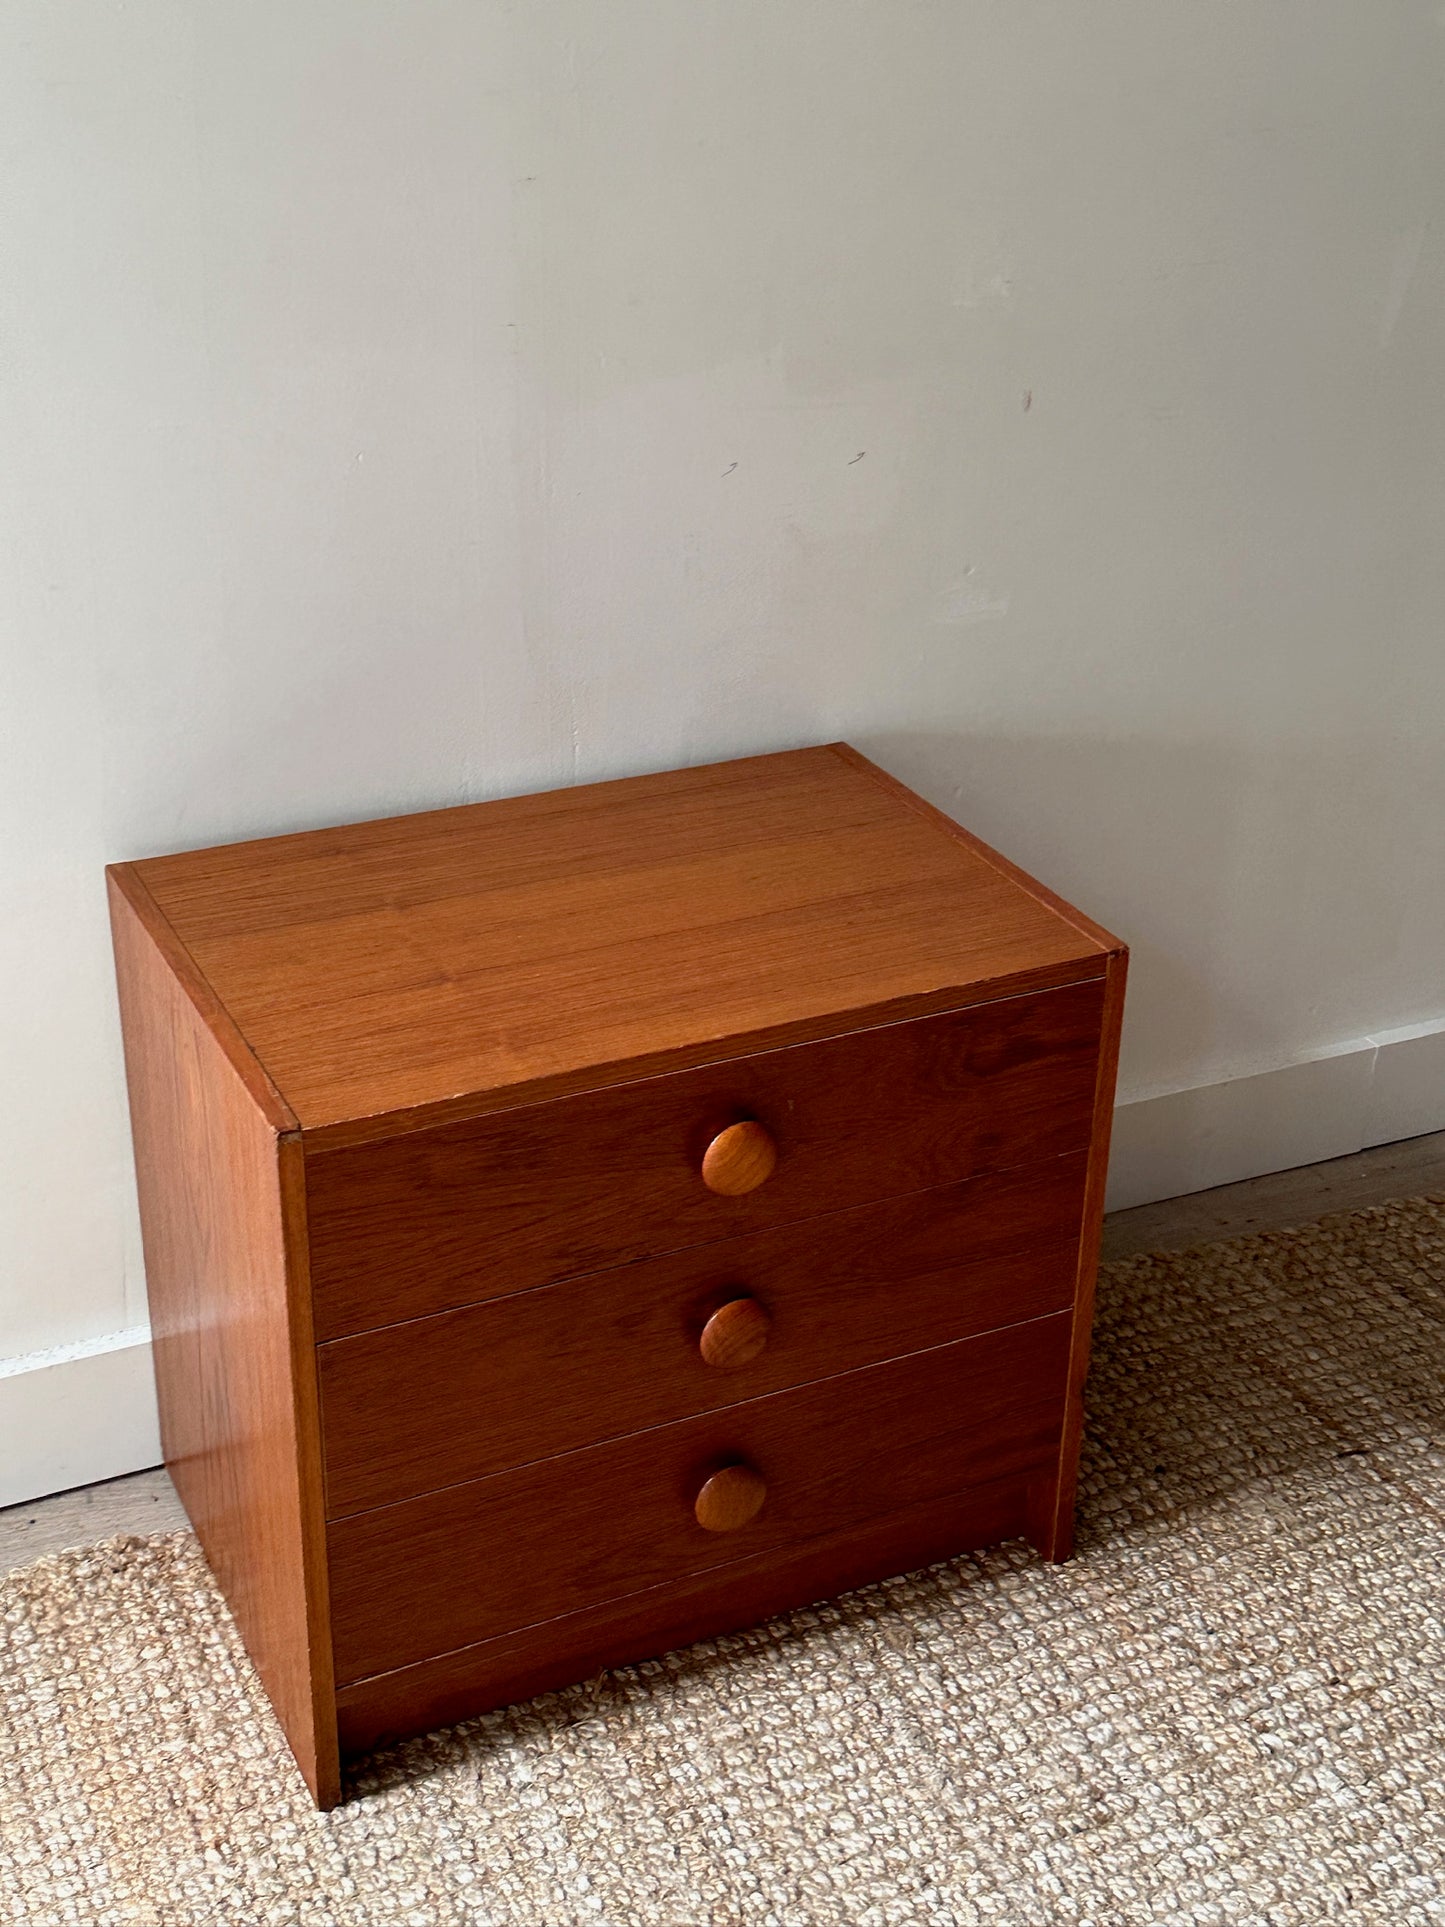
[328,1311,1071,1685]
[336,1470,1036,1757]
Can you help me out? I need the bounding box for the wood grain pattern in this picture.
[106,871,339,1807]
[106,864,297,1132]
[830,745,1126,958]
[109,746,1126,1809]
[306,981,1104,1342]
[327,1314,1072,1685]
[700,1119,777,1196]
[1029,944,1129,1561]
[126,746,1110,1138]
[694,1463,767,1532]
[334,1471,1036,1759]
[698,1295,771,1370]
[318,1156,1087,1516]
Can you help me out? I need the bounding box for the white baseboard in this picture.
[1107,1016,1445,1212]
[2,1015,1442,1510]
[0,1328,160,1510]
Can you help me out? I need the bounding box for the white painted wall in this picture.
[3,4,1444,1498]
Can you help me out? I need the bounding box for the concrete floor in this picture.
[0,1464,189,1575]
[1097,1126,1445,1260]
[3,1129,1443,1582]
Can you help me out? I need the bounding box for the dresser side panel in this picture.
[1029,942,1128,1559]
[107,872,339,1806]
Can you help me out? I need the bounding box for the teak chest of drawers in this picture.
[108,743,1125,1808]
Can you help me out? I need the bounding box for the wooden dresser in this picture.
[107,743,1126,1808]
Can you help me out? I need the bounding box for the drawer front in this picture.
[335,1474,1034,1755]
[319,1154,1088,1516]
[327,1312,1071,1685]
[306,977,1105,1340]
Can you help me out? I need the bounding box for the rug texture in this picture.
[3,1198,1444,1927]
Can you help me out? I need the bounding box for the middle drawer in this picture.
[328,1310,1073,1687]
[319,1152,1087,1517]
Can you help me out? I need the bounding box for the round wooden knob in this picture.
[700,1120,777,1196]
[694,1462,767,1533]
[699,1296,771,1370]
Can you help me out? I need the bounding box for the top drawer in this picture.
[306,976,1106,1340]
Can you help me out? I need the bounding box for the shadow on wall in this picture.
[855,726,1445,1102]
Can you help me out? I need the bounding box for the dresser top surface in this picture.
[115,744,1115,1138]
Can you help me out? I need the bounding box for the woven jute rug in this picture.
[3,1199,1443,1927]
